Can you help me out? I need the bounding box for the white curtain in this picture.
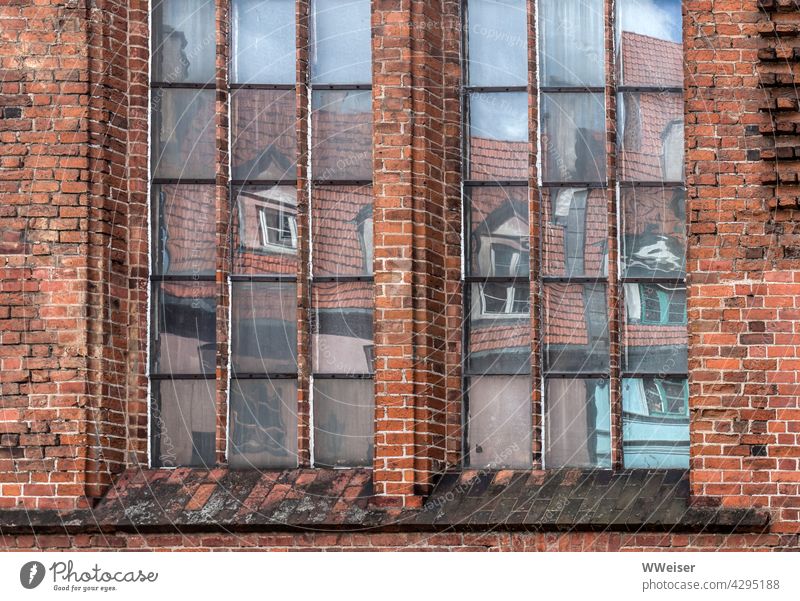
[539,0,604,87]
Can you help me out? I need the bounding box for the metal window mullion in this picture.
[149,275,217,282]
[310,179,373,186]
[150,82,216,90]
[621,277,686,285]
[312,276,374,283]
[311,83,372,91]
[463,85,528,93]
[542,372,611,380]
[312,373,374,380]
[150,373,216,380]
[229,83,296,90]
[463,180,528,187]
[617,85,683,94]
[539,86,605,94]
[606,0,623,470]
[464,276,530,283]
[231,179,299,186]
[540,181,607,189]
[231,373,299,380]
[216,0,232,465]
[617,180,685,188]
[229,275,299,283]
[151,178,217,185]
[621,372,689,379]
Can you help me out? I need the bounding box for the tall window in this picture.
[149,0,374,469]
[150,0,218,467]
[462,0,532,468]
[615,0,687,469]
[309,0,374,468]
[228,0,299,469]
[463,0,688,469]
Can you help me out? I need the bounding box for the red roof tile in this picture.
[544,283,589,345]
[469,137,528,181]
[619,31,683,88]
[312,185,372,277]
[619,91,683,181]
[542,188,607,277]
[231,89,297,180]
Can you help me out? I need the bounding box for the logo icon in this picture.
[20,561,45,590]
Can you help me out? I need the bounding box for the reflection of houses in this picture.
[618,32,684,182]
[311,90,372,180]
[311,185,374,376]
[546,378,611,469]
[623,378,689,468]
[151,183,217,467]
[618,30,688,468]
[232,186,298,275]
[232,89,297,181]
[467,186,530,374]
[623,282,687,373]
[622,186,685,278]
[543,188,607,278]
[543,282,608,373]
[468,136,528,181]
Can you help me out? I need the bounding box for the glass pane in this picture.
[467,186,529,278]
[229,378,298,468]
[151,184,216,276]
[468,92,528,181]
[541,93,606,183]
[467,283,530,374]
[152,379,216,467]
[152,0,215,84]
[467,0,527,87]
[545,378,611,468]
[539,0,604,87]
[466,375,532,468]
[231,282,297,374]
[231,186,298,275]
[623,377,689,468]
[231,89,297,180]
[151,88,215,179]
[150,282,216,375]
[312,185,372,277]
[623,283,687,374]
[311,90,372,180]
[231,0,296,84]
[618,92,684,182]
[313,378,374,467]
[312,282,374,375]
[543,283,608,373]
[621,187,686,278]
[310,0,371,84]
[618,0,682,87]
[541,187,607,278]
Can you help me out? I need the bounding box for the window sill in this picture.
[0,468,769,535]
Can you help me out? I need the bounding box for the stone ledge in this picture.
[0,468,769,535]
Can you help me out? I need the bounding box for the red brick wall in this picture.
[686,0,800,535]
[0,531,795,551]
[0,0,136,511]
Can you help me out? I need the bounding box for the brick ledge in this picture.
[0,468,769,535]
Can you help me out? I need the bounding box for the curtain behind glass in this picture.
[539,0,604,88]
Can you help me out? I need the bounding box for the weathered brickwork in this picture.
[1,531,796,551]
[686,0,800,535]
[0,0,136,511]
[0,0,800,549]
